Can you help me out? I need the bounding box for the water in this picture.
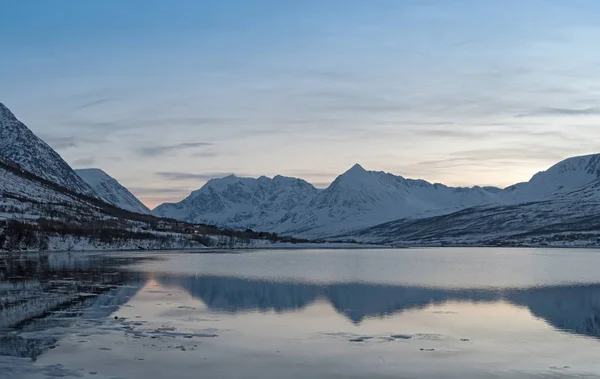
[2,248,600,378]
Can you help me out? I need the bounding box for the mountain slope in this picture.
[350,167,600,246]
[153,164,499,237]
[153,153,600,241]
[75,168,150,214]
[345,154,600,246]
[153,174,318,230]
[500,154,600,202]
[277,164,498,237]
[350,197,600,247]
[0,102,96,197]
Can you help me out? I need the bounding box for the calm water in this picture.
[2,248,600,378]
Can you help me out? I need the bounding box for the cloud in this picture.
[405,125,584,142]
[136,142,213,157]
[156,170,336,187]
[427,145,578,166]
[280,170,338,185]
[62,116,237,131]
[39,135,79,149]
[71,158,96,167]
[396,143,588,178]
[60,120,123,130]
[407,128,479,139]
[75,98,114,110]
[155,171,237,181]
[515,107,600,118]
[301,90,406,114]
[128,187,192,195]
[39,132,110,149]
[191,151,219,158]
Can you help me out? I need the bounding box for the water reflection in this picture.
[158,275,600,340]
[0,253,149,359]
[2,251,600,365]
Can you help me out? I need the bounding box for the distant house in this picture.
[183,226,197,234]
[155,221,172,231]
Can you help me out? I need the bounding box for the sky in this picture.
[2,0,600,208]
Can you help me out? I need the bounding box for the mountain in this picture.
[500,154,600,202]
[0,102,96,197]
[153,163,499,237]
[0,102,205,251]
[0,102,311,251]
[75,168,150,214]
[278,164,498,237]
[154,154,600,242]
[351,154,600,246]
[153,174,318,230]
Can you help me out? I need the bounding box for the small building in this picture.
[183,226,197,234]
[155,221,172,231]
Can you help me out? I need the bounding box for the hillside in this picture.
[0,102,96,197]
[0,103,309,252]
[75,168,150,214]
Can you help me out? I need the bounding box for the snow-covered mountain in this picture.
[153,153,600,241]
[0,102,149,215]
[279,164,498,236]
[153,174,318,230]
[0,102,96,197]
[351,154,600,246]
[153,163,499,237]
[500,154,600,202]
[75,168,150,214]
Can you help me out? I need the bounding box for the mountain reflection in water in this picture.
[158,275,600,339]
[0,253,148,359]
[1,252,600,363]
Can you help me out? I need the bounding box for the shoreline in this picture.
[3,243,600,256]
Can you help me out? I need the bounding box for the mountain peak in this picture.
[344,163,367,175]
[532,153,600,181]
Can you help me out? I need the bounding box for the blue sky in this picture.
[2,0,600,207]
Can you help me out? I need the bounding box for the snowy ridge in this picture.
[0,102,96,197]
[154,154,600,241]
[3,101,600,245]
[153,163,501,237]
[500,154,600,202]
[75,168,150,214]
[0,156,205,251]
[278,164,499,237]
[153,174,318,231]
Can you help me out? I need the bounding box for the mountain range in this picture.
[153,154,600,243]
[153,163,505,237]
[0,102,152,215]
[0,102,311,251]
[2,100,600,247]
